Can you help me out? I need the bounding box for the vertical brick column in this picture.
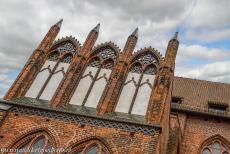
[97,28,138,115]
[146,32,179,153]
[50,24,100,107]
[4,19,62,100]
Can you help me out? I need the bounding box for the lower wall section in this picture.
[180,115,230,154]
[0,110,160,154]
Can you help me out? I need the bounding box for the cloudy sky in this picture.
[0,0,230,97]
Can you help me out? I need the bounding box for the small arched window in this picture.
[200,136,230,154]
[68,140,110,154]
[11,131,55,154]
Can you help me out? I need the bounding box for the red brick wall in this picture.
[0,111,160,154]
[180,115,230,153]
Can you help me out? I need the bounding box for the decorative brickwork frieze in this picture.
[10,106,158,135]
[0,107,161,153]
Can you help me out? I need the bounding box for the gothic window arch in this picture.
[26,41,77,101]
[115,51,159,115]
[69,47,117,108]
[200,135,230,154]
[67,139,111,154]
[11,131,56,154]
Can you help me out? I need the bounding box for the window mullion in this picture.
[25,135,40,154]
[82,66,102,106]
[37,60,60,99]
[40,136,49,154]
[128,72,144,114]
[98,144,103,154]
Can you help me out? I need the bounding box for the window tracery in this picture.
[201,137,230,154]
[69,47,117,107]
[130,64,142,74]
[127,64,156,114]
[47,52,59,62]
[12,132,55,154]
[144,66,156,75]
[26,41,76,100]
[57,42,77,55]
[97,48,116,60]
[61,55,73,64]
[136,53,158,66]
[116,52,158,115]
[68,140,110,154]
[89,59,101,68]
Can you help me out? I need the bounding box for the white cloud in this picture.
[175,61,230,82]
[177,44,230,62]
[186,0,230,29]
[183,0,230,42]
[0,0,230,97]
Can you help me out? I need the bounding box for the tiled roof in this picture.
[173,77,230,109]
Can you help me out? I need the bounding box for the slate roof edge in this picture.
[171,103,230,120]
[0,99,161,130]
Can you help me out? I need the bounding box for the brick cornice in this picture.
[171,103,230,120]
[0,99,161,135]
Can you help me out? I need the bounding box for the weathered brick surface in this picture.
[2,22,182,153]
[180,115,230,153]
[0,112,160,153]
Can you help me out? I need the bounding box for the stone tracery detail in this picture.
[68,139,111,154]
[11,131,56,154]
[69,46,118,108]
[97,48,116,60]
[200,136,230,154]
[116,50,159,115]
[137,53,158,65]
[57,42,77,55]
[25,40,79,101]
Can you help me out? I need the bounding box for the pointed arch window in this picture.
[115,52,159,115]
[68,140,110,154]
[200,136,230,154]
[12,132,55,154]
[26,41,77,100]
[69,47,117,108]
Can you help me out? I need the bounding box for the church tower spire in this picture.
[172,31,179,40]
[80,23,100,56]
[146,32,179,153]
[121,27,138,62]
[55,18,63,28]
[4,19,62,100]
[131,27,138,37]
[165,32,179,69]
[92,23,100,32]
[97,28,138,115]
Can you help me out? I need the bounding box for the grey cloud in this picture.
[0,0,230,97]
[175,61,230,83]
[183,0,230,42]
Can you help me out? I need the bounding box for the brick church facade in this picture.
[0,19,229,153]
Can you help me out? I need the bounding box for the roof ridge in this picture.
[174,76,230,86]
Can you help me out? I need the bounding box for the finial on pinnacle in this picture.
[131,27,138,38]
[92,23,100,32]
[172,32,179,41]
[55,19,63,28]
